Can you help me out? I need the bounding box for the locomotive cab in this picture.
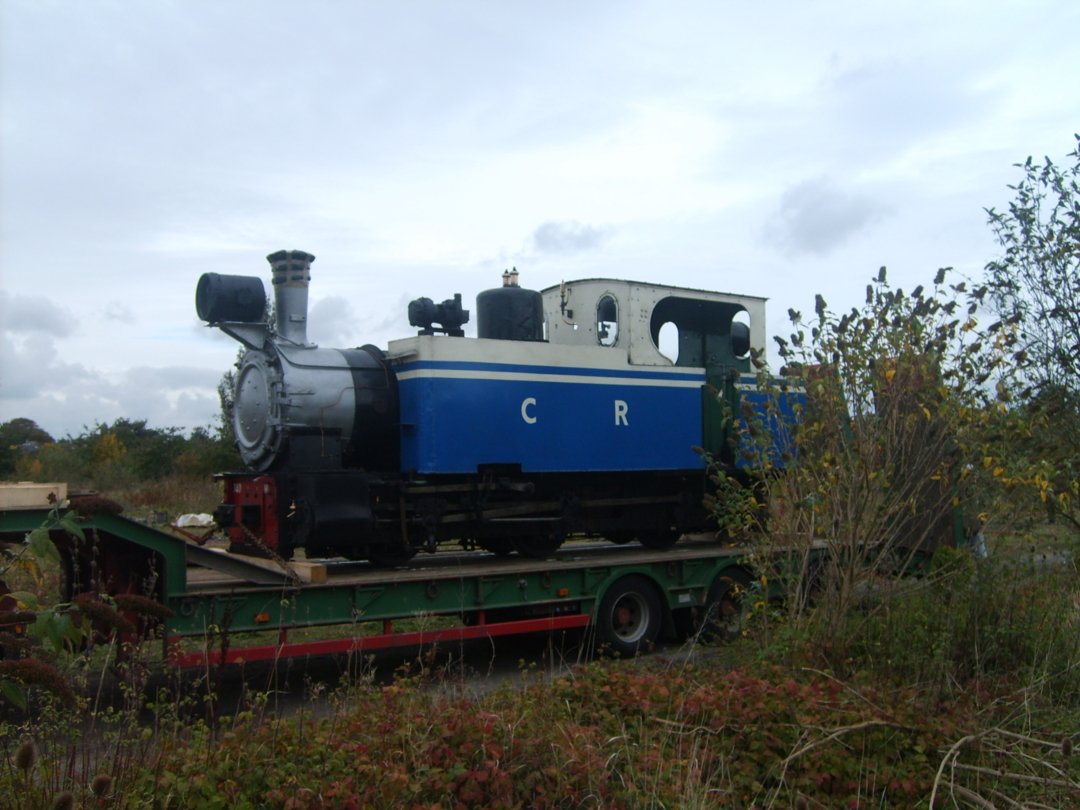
[540,278,763,370]
[539,279,767,465]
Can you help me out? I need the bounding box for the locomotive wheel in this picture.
[366,543,417,567]
[477,538,516,556]
[595,575,662,657]
[514,532,564,559]
[637,529,680,550]
[695,568,752,643]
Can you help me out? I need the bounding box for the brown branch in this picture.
[931,732,987,808]
[981,727,1072,750]
[984,786,1031,809]
[948,762,1080,790]
[778,719,915,769]
[649,717,726,737]
[948,784,999,809]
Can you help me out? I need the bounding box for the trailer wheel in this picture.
[696,568,752,642]
[595,575,662,657]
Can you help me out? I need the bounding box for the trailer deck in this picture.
[1,488,762,665]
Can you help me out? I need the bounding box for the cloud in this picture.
[532,221,608,255]
[104,301,136,324]
[107,366,224,433]
[2,0,1077,441]
[0,291,78,338]
[768,177,893,256]
[0,332,95,400]
[0,359,225,438]
[308,296,362,347]
[0,287,225,435]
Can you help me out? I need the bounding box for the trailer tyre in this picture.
[595,575,662,657]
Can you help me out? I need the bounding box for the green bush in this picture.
[756,543,1080,709]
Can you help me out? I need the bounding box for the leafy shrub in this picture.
[764,544,1080,708]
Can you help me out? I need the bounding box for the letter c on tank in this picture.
[521,397,537,424]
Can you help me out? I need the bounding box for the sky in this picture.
[1,0,1077,440]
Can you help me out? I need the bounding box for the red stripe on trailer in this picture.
[168,613,591,668]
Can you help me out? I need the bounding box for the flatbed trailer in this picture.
[0,491,762,666]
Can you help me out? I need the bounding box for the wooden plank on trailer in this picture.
[287,560,329,584]
[184,537,749,595]
[199,547,328,584]
[0,482,68,509]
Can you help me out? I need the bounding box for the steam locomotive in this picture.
[197,250,797,564]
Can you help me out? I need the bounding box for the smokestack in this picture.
[267,249,315,345]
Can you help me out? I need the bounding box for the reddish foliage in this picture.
[137,663,1007,808]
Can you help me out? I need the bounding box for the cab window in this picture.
[596,294,618,347]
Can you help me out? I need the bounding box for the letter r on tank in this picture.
[614,400,629,426]
[521,397,537,424]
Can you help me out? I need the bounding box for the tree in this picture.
[0,418,54,478]
[983,135,1080,529]
[217,362,238,451]
[733,268,1000,627]
[984,134,1080,398]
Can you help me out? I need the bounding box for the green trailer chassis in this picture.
[0,508,761,665]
